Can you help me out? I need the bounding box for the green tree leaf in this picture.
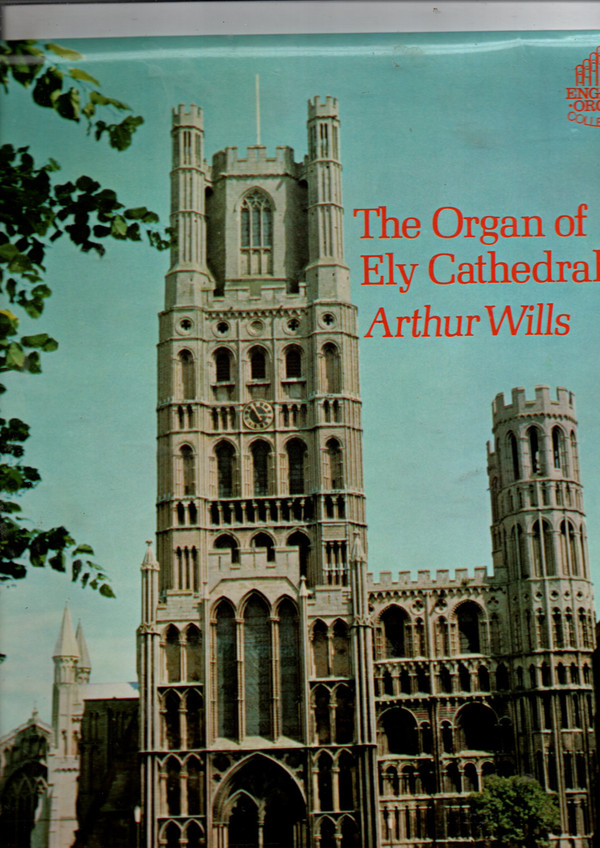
[45,43,82,61]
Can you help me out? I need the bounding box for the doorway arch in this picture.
[213,754,307,848]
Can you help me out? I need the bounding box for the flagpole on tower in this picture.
[256,74,261,145]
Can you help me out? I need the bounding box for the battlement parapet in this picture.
[172,104,203,129]
[492,385,575,425]
[211,145,299,176]
[307,95,339,120]
[367,566,490,590]
[213,282,306,305]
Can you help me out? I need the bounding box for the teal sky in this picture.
[2,31,600,733]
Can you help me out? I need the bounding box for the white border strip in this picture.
[3,2,600,40]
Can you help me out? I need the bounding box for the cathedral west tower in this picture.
[138,96,378,848]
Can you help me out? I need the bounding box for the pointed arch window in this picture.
[288,530,310,579]
[279,599,301,739]
[180,445,195,496]
[533,519,556,576]
[185,624,202,682]
[240,190,273,275]
[178,349,195,398]
[214,348,232,383]
[216,601,238,739]
[325,438,344,489]
[250,440,271,496]
[456,601,482,653]
[321,343,341,393]
[244,595,273,738]
[508,431,520,481]
[214,534,240,565]
[215,441,236,498]
[552,426,568,472]
[251,531,275,563]
[285,346,303,379]
[528,427,541,474]
[286,438,307,494]
[165,625,181,683]
[249,346,267,380]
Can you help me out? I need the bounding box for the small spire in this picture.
[53,603,79,659]
[299,574,309,597]
[142,539,159,569]
[75,621,91,671]
[350,529,366,564]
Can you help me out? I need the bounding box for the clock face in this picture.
[242,401,274,430]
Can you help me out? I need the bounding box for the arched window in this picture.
[185,625,202,682]
[478,665,490,691]
[338,752,355,809]
[215,441,236,498]
[186,690,203,749]
[165,625,180,683]
[317,753,333,811]
[286,438,307,494]
[319,817,336,848]
[216,601,238,739]
[244,595,272,738]
[285,346,302,379]
[251,531,275,563]
[570,431,580,480]
[379,708,418,755]
[455,703,497,751]
[164,822,180,848]
[456,602,482,653]
[528,427,541,474]
[464,763,478,793]
[249,346,267,380]
[325,438,344,489]
[552,426,568,472]
[178,350,195,398]
[560,520,580,576]
[180,445,195,495]
[164,691,181,749]
[532,519,555,576]
[186,761,202,817]
[314,685,331,744]
[288,530,310,578]
[214,534,240,564]
[436,616,450,656]
[240,189,273,275]
[279,599,301,739]
[214,347,232,383]
[439,665,452,693]
[250,440,271,496]
[335,684,354,744]
[332,620,351,677]
[166,757,181,814]
[313,620,329,677]
[458,663,471,692]
[380,605,410,658]
[322,343,341,393]
[508,431,520,480]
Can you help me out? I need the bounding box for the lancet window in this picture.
[240,190,273,275]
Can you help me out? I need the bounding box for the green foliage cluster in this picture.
[0,40,171,596]
[470,775,560,848]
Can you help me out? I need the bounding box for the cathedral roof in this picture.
[52,603,79,659]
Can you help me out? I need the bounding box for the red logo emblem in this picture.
[566,47,600,127]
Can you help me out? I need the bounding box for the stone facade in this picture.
[3,95,596,848]
[137,96,597,848]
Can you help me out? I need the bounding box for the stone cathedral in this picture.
[2,96,596,848]
[134,96,597,848]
